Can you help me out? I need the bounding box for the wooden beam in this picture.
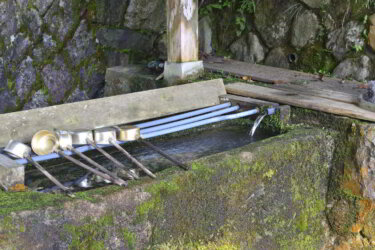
[204,57,366,96]
[0,79,226,148]
[226,82,375,122]
[167,0,199,62]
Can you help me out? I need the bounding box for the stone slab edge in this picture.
[0,79,226,148]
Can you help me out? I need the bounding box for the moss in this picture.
[64,214,114,250]
[131,128,331,248]
[298,43,337,74]
[135,179,181,223]
[121,228,136,250]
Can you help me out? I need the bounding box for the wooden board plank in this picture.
[271,84,358,104]
[204,57,366,96]
[226,83,375,122]
[0,79,226,148]
[219,94,279,107]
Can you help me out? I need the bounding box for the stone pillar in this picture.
[164,0,204,83]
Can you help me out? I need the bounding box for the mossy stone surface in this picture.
[0,127,334,249]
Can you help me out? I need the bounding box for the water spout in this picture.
[249,107,278,137]
[249,114,267,137]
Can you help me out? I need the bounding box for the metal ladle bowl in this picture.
[94,128,156,179]
[4,140,70,192]
[31,130,59,156]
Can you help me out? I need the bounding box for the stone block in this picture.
[163,61,204,84]
[104,65,168,97]
[0,154,24,189]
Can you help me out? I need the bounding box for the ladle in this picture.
[81,129,139,180]
[58,130,128,185]
[93,128,156,179]
[31,130,126,186]
[4,140,70,192]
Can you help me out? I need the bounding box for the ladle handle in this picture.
[69,147,129,184]
[110,140,156,179]
[86,139,139,180]
[140,140,189,170]
[57,151,127,187]
[26,155,70,191]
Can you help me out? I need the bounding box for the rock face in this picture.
[326,21,365,60]
[254,0,293,48]
[230,33,265,63]
[356,124,375,200]
[333,55,373,81]
[96,28,155,52]
[264,47,290,69]
[0,1,20,45]
[0,128,334,249]
[66,21,96,66]
[96,0,129,26]
[124,0,166,32]
[15,57,36,101]
[104,65,167,97]
[300,0,330,8]
[42,56,73,103]
[291,10,319,48]
[199,17,213,54]
[43,0,75,42]
[23,90,49,110]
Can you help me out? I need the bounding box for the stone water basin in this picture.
[0,122,334,250]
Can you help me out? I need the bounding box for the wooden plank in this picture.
[271,84,358,104]
[0,79,226,148]
[219,94,279,107]
[204,57,366,96]
[226,83,375,122]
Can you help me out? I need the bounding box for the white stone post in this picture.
[164,0,204,83]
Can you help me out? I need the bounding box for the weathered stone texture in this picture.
[15,57,36,101]
[22,8,43,41]
[199,16,213,55]
[291,10,319,48]
[96,0,129,26]
[254,0,293,48]
[96,28,155,52]
[300,0,330,8]
[230,32,265,63]
[23,90,49,110]
[333,55,373,81]
[66,20,96,66]
[0,1,20,45]
[0,128,334,249]
[43,0,75,42]
[326,21,365,60]
[264,47,290,69]
[42,55,73,103]
[124,0,166,32]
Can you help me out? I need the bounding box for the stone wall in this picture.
[1,0,375,115]
[0,0,167,114]
[200,0,375,81]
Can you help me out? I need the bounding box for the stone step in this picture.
[104,65,167,97]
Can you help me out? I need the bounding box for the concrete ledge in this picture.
[0,79,226,147]
[164,61,204,84]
